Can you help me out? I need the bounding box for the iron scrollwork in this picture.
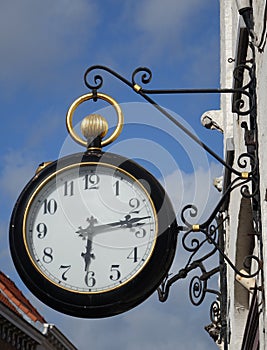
[82,36,259,349]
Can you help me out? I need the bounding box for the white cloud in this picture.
[30,288,218,350]
[135,0,205,38]
[164,162,222,223]
[79,0,219,77]
[0,150,38,201]
[0,0,98,92]
[127,0,217,65]
[0,0,220,97]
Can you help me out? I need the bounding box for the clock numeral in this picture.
[113,180,120,196]
[64,180,74,196]
[42,247,53,264]
[129,198,140,214]
[135,226,146,238]
[59,265,71,281]
[36,223,47,239]
[85,271,96,287]
[84,174,100,190]
[127,247,139,263]
[110,264,121,281]
[43,198,57,215]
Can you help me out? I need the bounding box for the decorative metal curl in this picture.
[181,227,217,258]
[84,65,133,91]
[131,67,152,87]
[237,152,257,174]
[242,255,262,275]
[205,300,223,344]
[181,204,198,228]
[233,63,255,91]
[231,42,256,116]
[181,206,218,259]
[189,275,207,306]
[240,178,259,198]
[210,300,221,325]
[158,216,223,304]
[84,66,104,90]
[159,185,261,308]
[232,89,254,115]
[207,224,217,242]
[180,206,262,280]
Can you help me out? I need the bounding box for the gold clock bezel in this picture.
[23,162,158,294]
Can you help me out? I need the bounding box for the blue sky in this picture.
[0,1,223,349]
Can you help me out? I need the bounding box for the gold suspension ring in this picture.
[66,93,124,147]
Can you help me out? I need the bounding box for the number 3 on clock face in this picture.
[10,152,177,318]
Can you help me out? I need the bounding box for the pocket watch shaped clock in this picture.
[9,93,178,318]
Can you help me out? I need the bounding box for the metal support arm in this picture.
[82,39,260,348]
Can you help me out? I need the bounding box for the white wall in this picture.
[254,1,267,348]
[220,0,266,348]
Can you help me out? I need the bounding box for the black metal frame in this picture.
[82,36,261,348]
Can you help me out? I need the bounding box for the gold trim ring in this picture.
[66,93,124,147]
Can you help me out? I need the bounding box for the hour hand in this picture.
[81,238,95,271]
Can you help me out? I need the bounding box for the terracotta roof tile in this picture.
[0,270,46,323]
[0,291,22,317]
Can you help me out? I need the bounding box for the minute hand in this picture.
[94,215,151,234]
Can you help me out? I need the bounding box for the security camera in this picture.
[200,110,224,133]
[236,269,255,292]
[213,176,223,192]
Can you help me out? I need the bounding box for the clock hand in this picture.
[123,215,151,227]
[93,215,151,233]
[76,215,152,238]
[81,238,95,271]
[76,215,97,238]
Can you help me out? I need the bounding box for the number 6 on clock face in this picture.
[10,152,178,318]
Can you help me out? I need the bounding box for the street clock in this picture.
[9,93,178,318]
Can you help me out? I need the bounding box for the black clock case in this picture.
[9,151,178,318]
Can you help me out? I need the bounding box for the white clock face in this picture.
[23,162,157,293]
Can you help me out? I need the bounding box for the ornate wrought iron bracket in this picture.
[83,39,259,348]
[84,46,255,175]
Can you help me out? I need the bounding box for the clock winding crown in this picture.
[80,113,109,149]
[80,114,108,140]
